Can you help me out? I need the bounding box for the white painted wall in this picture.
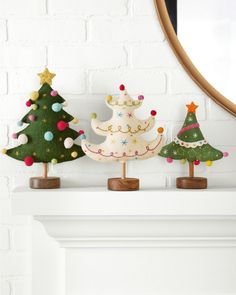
[0,0,235,294]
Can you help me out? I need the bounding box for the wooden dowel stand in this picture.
[121,161,126,179]
[43,163,48,179]
[189,161,194,178]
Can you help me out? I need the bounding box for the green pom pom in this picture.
[90,112,97,119]
[51,158,58,165]
[31,104,38,110]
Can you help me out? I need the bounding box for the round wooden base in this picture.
[108,178,139,191]
[30,177,60,189]
[176,177,207,189]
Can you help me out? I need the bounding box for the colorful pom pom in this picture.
[106,95,113,102]
[206,160,212,167]
[50,90,58,97]
[79,134,86,140]
[71,151,78,158]
[24,156,34,166]
[63,101,68,107]
[51,158,58,165]
[64,137,74,149]
[180,159,187,164]
[17,121,23,127]
[119,84,125,91]
[78,130,84,135]
[31,104,38,110]
[166,157,173,163]
[194,160,200,165]
[30,91,39,101]
[12,133,18,139]
[51,103,62,112]
[18,134,28,145]
[1,148,7,154]
[72,118,79,124]
[223,152,229,157]
[90,112,97,119]
[150,110,157,116]
[28,115,36,122]
[44,131,54,141]
[138,95,144,100]
[157,127,164,134]
[57,121,68,131]
[26,100,32,107]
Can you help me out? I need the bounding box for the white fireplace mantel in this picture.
[12,187,236,295]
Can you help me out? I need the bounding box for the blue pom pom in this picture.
[44,131,54,141]
[17,121,23,127]
[80,134,86,140]
[51,103,62,112]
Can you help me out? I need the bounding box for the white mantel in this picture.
[12,187,236,295]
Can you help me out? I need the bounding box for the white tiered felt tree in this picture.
[80,84,165,191]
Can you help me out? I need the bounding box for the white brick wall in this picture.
[0,0,235,294]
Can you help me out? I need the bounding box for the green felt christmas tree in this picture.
[159,102,228,188]
[1,68,84,188]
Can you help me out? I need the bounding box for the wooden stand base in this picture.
[176,177,207,189]
[30,177,60,189]
[108,178,139,191]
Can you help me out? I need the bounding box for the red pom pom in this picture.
[119,84,125,91]
[78,130,84,135]
[194,160,200,165]
[24,156,34,166]
[150,110,157,116]
[57,121,68,131]
[26,100,32,107]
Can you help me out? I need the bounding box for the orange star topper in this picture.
[186,102,198,113]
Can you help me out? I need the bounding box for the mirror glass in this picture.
[166,0,236,104]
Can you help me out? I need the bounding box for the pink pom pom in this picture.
[28,115,36,122]
[12,133,18,139]
[150,110,157,116]
[57,121,68,131]
[166,157,173,163]
[138,95,144,100]
[194,160,200,165]
[119,84,125,91]
[78,130,84,135]
[50,90,58,97]
[223,152,229,157]
[24,156,34,166]
[26,100,31,107]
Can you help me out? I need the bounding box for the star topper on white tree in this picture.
[80,84,165,191]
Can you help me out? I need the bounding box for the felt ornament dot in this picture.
[30,91,39,101]
[31,104,38,110]
[72,118,79,124]
[166,157,173,163]
[206,160,212,167]
[50,90,58,97]
[180,158,187,164]
[194,160,200,165]
[91,112,97,119]
[157,127,164,134]
[51,158,58,165]
[12,133,18,139]
[138,95,144,100]
[1,148,7,154]
[106,95,112,102]
[57,121,68,131]
[24,156,34,166]
[64,137,74,149]
[52,103,62,112]
[44,131,54,141]
[223,152,229,157]
[78,130,84,135]
[63,101,68,107]
[17,121,23,127]
[26,100,32,107]
[28,115,36,122]
[119,84,125,91]
[150,110,157,116]
[18,134,28,145]
[71,151,78,158]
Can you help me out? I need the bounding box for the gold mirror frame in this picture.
[154,0,236,116]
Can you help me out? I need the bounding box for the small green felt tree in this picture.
[159,102,227,180]
[2,68,84,182]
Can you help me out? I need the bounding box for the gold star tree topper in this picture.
[38,68,56,85]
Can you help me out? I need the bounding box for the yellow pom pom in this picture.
[72,118,79,124]
[1,148,7,154]
[180,159,187,164]
[31,104,38,110]
[106,95,112,102]
[206,160,212,167]
[71,151,78,158]
[90,112,97,119]
[51,158,58,165]
[30,91,39,101]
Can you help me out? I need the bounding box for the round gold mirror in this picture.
[154,0,236,116]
